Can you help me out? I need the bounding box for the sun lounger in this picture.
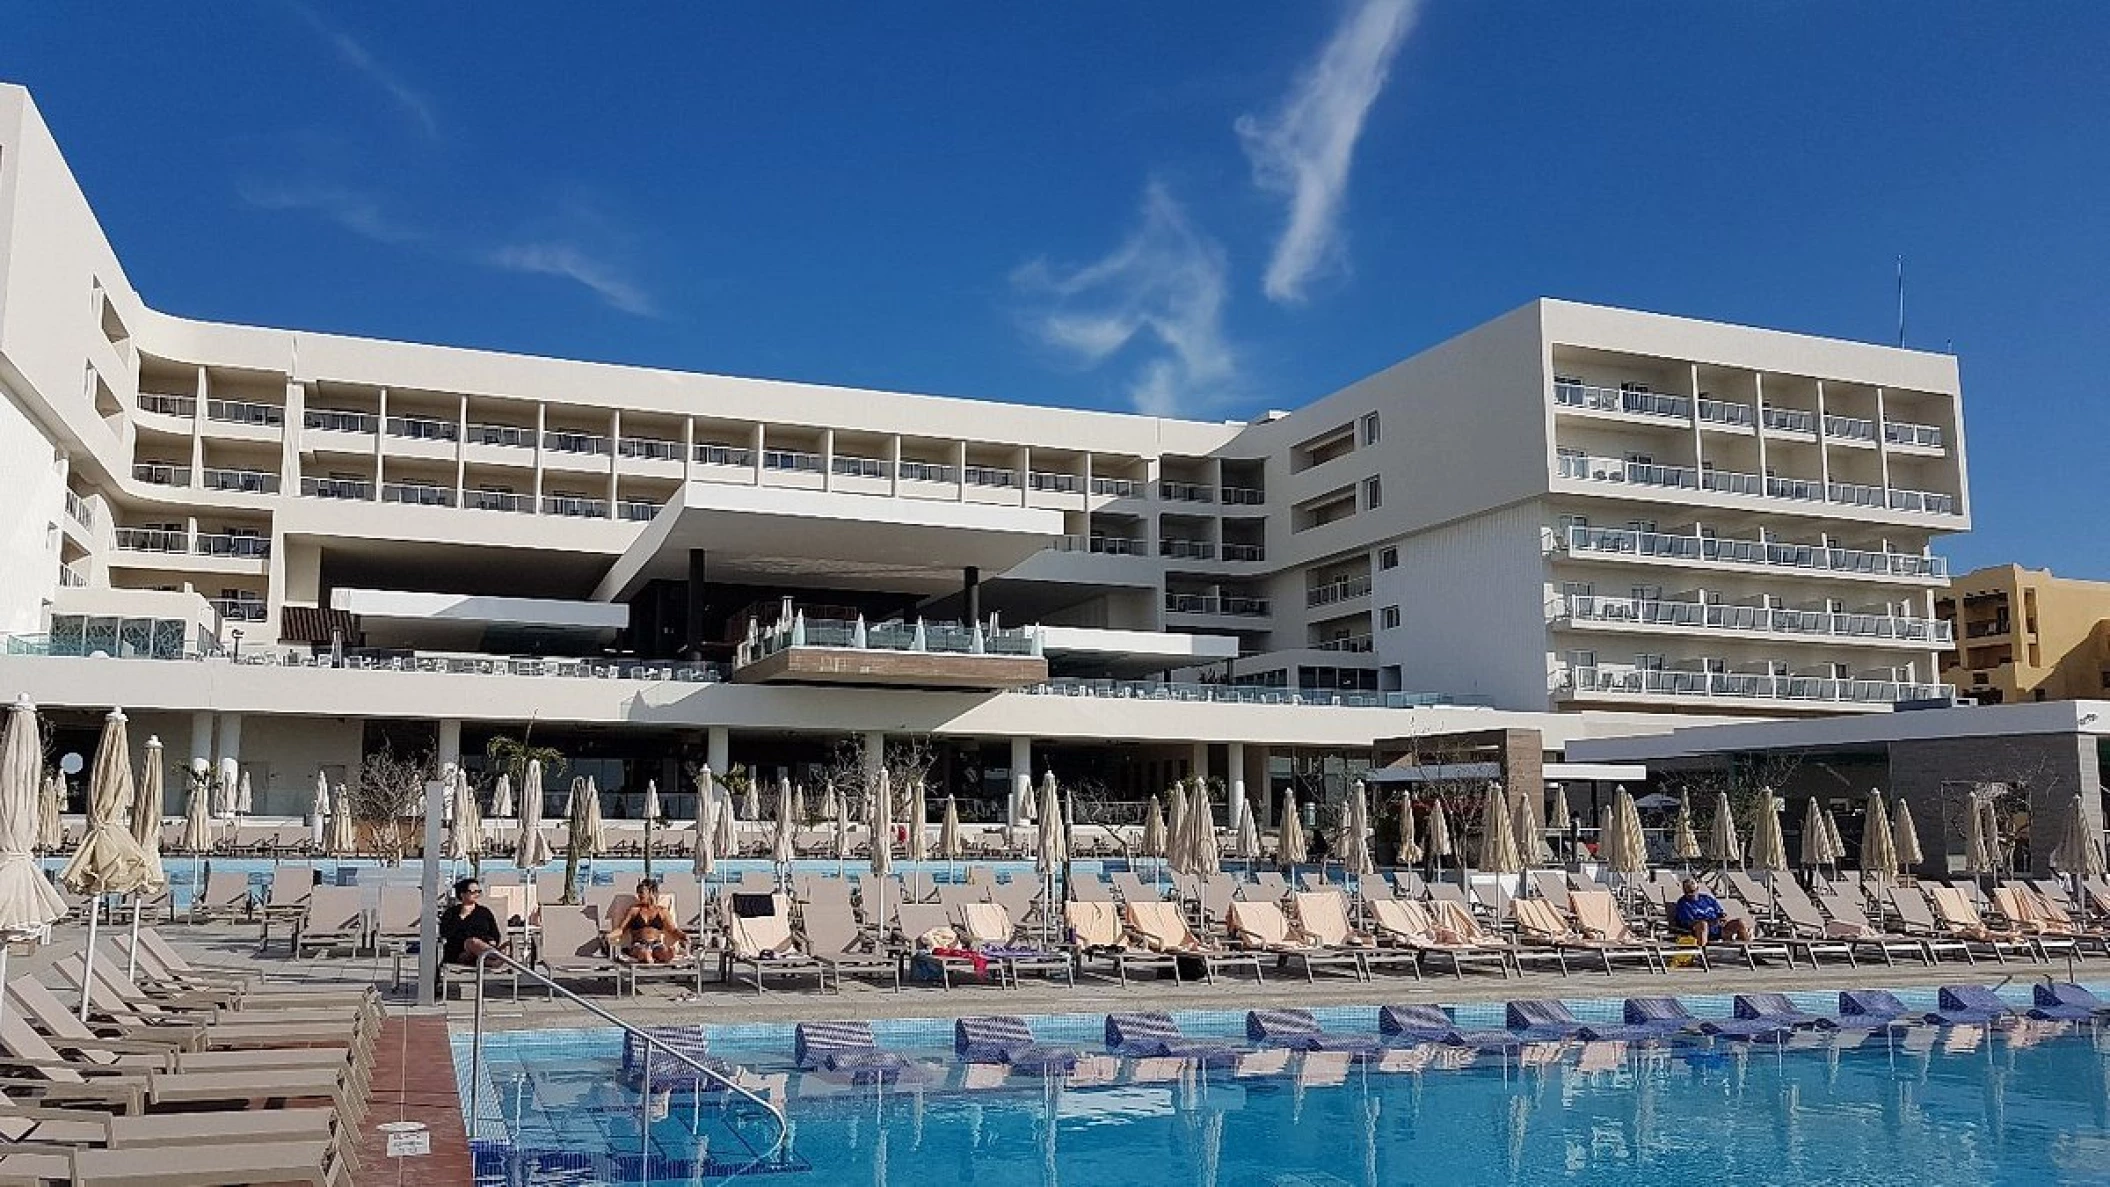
[1296,890,1420,978]
[1621,996,1785,1041]
[2028,983,2110,1021]
[1110,873,1162,906]
[189,872,253,923]
[1102,1013,1236,1065]
[1123,901,1264,985]
[124,931,380,1019]
[1810,894,1934,966]
[1514,896,1659,975]
[726,894,823,994]
[1837,989,1914,1029]
[1063,901,1179,986]
[1503,998,1622,1042]
[0,1084,342,1155]
[801,900,901,993]
[1244,1009,1380,1055]
[793,1021,916,1083]
[1924,984,2015,1026]
[50,954,374,1053]
[291,887,367,959]
[1529,872,1573,914]
[1374,1004,1515,1050]
[1225,900,1362,983]
[535,905,626,997]
[1885,887,1980,963]
[954,1016,1079,1073]
[0,1138,353,1187]
[1367,899,1514,978]
[1925,886,2045,963]
[958,902,1073,988]
[7,980,363,1095]
[895,903,989,988]
[1732,992,1831,1030]
[1995,886,2110,957]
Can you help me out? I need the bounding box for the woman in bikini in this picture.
[605,878,688,964]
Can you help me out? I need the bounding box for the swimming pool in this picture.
[453,986,2110,1186]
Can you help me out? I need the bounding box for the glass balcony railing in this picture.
[831,454,888,479]
[1090,476,1141,498]
[381,483,456,507]
[1221,543,1266,562]
[132,463,188,487]
[542,496,610,518]
[1553,381,1691,420]
[466,490,533,513]
[1561,525,1948,580]
[138,393,196,418]
[194,533,271,559]
[305,409,376,434]
[544,431,610,456]
[898,461,957,484]
[206,400,284,427]
[209,598,268,623]
[203,468,280,494]
[1219,486,1266,506]
[617,500,663,522]
[1558,455,1961,516]
[1563,666,1950,706]
[618,437,683,461]
[1159,481,1216,503]
[468,423,537,449]
[1159,538,1215,560]
[1164,593,1270,617]
[1307,576,1373,607]
[963,465,1018,489]
[1023,679,1487,710]
[387,415,459,442]
[695,443,755,467]
[300,477,369,500]
[763,449,823,474]
[1559,595,1954,644]
[1823,414,1877,442]
[1883,421,1945,449]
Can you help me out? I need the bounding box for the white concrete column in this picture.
[708,727,731,774]
[189,712,214,768]
[1228,741,1247,830]
[215,714,242,767]
[1258,746,1276,830]
[862,731,886,781]
[1191,741,1210,788]
[1010,736,1032,826]
[437,718,463,778]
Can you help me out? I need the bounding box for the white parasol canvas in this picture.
[59,709,152,1018]
[0,697,66,1022]
[515,759,552,869]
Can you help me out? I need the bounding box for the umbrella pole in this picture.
[126,899,142,982]
[78,903,100,1021]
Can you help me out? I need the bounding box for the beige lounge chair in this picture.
[1122,901,1264,985]
[1926,886,2045,963]
[1566,891,1671,974]
[0,1138,352,1186]
[801,899,900,992]
[1368,899,1509,979]
[2011,887,2110,956]
[291,887,367,959]
[1063,901,1179,986]
[1511,898,1654,976]
[959,902,1074,987]
[534,906,625,997]
[726,895,822,994]
[1224,899,1363,982]
[52,955,375,1057]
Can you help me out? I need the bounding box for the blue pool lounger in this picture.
[1376,1004,1520,1051]
[1509,998,1673,1043]
[1925,985,2016,1025]
[1103,1013,1239,1064]
[794,1020,915,1081]
[955,1016,1080,1073]
[2028,983,2110,1021]
[1733,993,1833,1030]
[1245,1009,1382,1054]
[1622,997,1786,1041]
[1837,989,1913,1028]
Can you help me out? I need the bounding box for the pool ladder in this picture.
[465,950,788,1173]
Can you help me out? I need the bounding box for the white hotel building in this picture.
[0,85,1970,820]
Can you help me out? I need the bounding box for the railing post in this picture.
[469,960,486,1134]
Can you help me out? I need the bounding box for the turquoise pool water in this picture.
[453,987,2110,1186]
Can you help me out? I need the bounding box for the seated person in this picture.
[1671,878,1751,946]
[441,877,509,967]
[605,878,688,964]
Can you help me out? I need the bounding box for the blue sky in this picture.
[9,3,2108,575]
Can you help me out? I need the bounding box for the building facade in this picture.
[0,84,1971,817]
[1937,564,2110,704]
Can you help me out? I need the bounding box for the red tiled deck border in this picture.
[354,1014,474,1187]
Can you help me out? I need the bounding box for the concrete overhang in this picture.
[330,588,627,650]
[594,482,1065,601]
[1039,626,1238,677]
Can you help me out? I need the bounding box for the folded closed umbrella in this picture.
[1964,796,1994,875]
[1859,789,1897,881]
[642,780,662,822]
[488,774,514,819]
[1748,789,1788,873]
[180,771,212,854]
[1610,790,1648,876]
[771,777,795,866]
[236,771,253,816]
[939,795,963,861]
[1477,782,1520,875]
[1424,799,1453,863]
[61,709,153,1019]
[1510,781,1549,867]
[38,773,62,853]
[691,799,717,880]
[1706,791,1742,866]
[907,781,929,862]
[818,785,839,824]
[1166,783,1189,855]
[1799,798,1837,868]
[1276,797,1308,866]
[214,758,238,818]
[1671,790,1703,862]
[831,804,849,862]
[871,769,894,880]
[790,782,807,825]
[1396,794,1421,865]
[1233,795,1261,860]
[1183,777,1221,878]
[447,769,481,861]
[310,770,331,830]
[741,779,759,824]
[1547,784,1573,839]
[1341,781,1375,877]
[327,785,357,857]
[713,783,737,857]
[1891,797,1923,868]
[2051,792,2106,879]
[133,737,167,893]
[0,696,66,937]
[515,759,552,869]
[580,776,605,858]
[1035,772,1066,876]
[1141,795,1166,859]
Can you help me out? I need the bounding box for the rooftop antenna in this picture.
[1895,255,1906,348]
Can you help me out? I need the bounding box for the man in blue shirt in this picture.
[1671,878,1750,946]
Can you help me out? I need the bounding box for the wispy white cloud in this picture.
[485,242,657,317]
[239,181,422,244]
[1237,0,1419,304]
[1012,181,1234,417]
[291,3,440,140]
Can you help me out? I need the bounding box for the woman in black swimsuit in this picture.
[605,878,687,964]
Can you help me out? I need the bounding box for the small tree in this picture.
[350,742,432,865]
[485,733,566,789]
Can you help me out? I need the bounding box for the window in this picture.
[1380,605,1401,630]
[1378,546,1398,570]
[1360,412,1380,446]
[1362,476,1382,510]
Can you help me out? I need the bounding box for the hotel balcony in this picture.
[112,528,272,561]
[1558,525,1949,584]
[1307,575,1373,608]
[1554,454,1959,517]
[1553,594,1954,647]
[201,467,281,495]
[1560,665,1950,709]
[1163,593,1271,619]
[1554,382,1947,452]
[732,611,1048,690]
[1047,534,1148,557]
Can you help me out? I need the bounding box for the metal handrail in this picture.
[469,948,786,1165]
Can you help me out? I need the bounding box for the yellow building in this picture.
[1937,564,2110,703]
